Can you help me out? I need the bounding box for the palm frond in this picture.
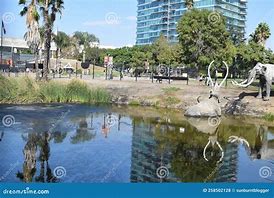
[20,7,28,16]
[18,0,26,5]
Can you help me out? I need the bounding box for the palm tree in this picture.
[40,0,64,80]
[185,0,194,10]
[19,0,41,80]
[250,23,271,46]
[73,31,99,49]
[53,31,70,70]
[53,31,70,57]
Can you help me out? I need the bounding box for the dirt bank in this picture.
[54,76,274,117]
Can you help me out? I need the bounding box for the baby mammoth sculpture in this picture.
[232,63,274,101]
[184,61,229,117]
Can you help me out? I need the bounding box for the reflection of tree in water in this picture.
[249,125,274,160]
[70,118,96,144]
[250,125,264,159]
[17,130,67,183]
[17,133,38,182]
[35,132,56,183]
[51,131,67,143]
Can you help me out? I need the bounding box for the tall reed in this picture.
[0,75,111,104]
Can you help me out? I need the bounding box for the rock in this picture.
[112,95,128,104]
[186,117,219,134]
[184,98,221,117]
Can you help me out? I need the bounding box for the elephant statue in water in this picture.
[185,61,229,117]
[232,63,274,101]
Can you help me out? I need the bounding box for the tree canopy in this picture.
[177,9,236,71]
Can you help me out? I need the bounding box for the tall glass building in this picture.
[136,0,248,45]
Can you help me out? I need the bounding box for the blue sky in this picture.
[0,0,273,49]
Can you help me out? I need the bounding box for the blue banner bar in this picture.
[0,183,273,198]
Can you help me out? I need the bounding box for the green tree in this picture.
[85,46,101,64]
[250,23,271,46]
[152,35,176,66]
[177,9,235,72]
[235,41,273,76]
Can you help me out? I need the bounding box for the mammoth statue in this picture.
[232,63,274,101]
[185,61,229,117]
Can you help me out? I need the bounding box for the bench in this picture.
[153,75,189,85]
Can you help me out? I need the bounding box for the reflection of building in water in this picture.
[130,119,178,182]
[215,143,238,182]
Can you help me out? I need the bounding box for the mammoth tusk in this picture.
[239,79,248,85]
[207,61,215,88]
[218,61,229,88]
[232,79,248,86]
[232,80,240,85]
[234,76,255,88]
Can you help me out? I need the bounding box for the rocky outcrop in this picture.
[184,98,221,117]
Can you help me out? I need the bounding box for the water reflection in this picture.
[16,132,57,183]
[0,104,273,183]
[71,117,96,144]
[0,131,4,141]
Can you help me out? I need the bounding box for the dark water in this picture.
[0,104,273,183]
